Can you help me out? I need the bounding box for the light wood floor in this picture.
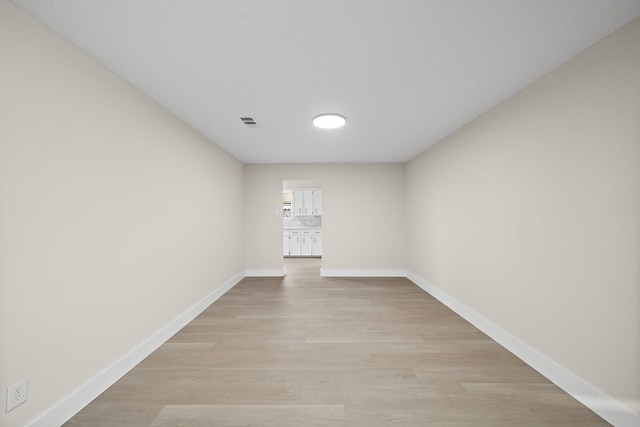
[65,258,609,426]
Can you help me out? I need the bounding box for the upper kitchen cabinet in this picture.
[291,190,301,215]
[291,189,322,216]
[311,190,322,215]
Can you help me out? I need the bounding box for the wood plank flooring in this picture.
[64,258,609,426]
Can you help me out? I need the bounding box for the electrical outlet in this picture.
[6,378,28,412]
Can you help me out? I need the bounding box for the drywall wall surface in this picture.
[406,18,640,416]
[244,163,405,272]
[0,1,244,425]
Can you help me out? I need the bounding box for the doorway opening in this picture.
[282,180,322,275]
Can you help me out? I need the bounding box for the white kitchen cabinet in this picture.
[284,231,301,256]
[311,231,322,256]
[283,231,290,256]
[292,191,303,216]
[284,230,322,257]
[290,231,301,255]
[291,189,321,216]
[301,231,312,255]
[302,190,313,215]
[312,190,322,215]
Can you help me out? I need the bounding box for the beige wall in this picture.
[244,164,405,273]
[0,2,244,426]
[406,18,640,417]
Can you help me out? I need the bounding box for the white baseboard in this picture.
[245,269,285,277]
[26,271,245,427]
[321,268,406,277]
[406,271,640,427]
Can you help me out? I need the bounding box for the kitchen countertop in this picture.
[283,227,321,231]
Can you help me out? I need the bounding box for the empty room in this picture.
[1,1,639,426]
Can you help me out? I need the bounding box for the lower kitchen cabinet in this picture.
[283,231,300,256]
[283,231,290,255]
[311,231,322,256]
[301,231,312,255]
[284,230,321,257]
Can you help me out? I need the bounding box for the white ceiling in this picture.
[13,0,640,164]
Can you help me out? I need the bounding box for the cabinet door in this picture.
[301,231,312,255]
[292,191,304,216]
[311,231,322,256]
[283,231,290,256]
[302,190,313,215]
[289,231,301,255]
[312,189,322,215]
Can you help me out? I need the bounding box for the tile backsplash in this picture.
[283,215,322,229]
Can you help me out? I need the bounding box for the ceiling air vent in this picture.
[240,116,259,127]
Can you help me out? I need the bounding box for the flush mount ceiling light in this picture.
[312,113,346,129]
